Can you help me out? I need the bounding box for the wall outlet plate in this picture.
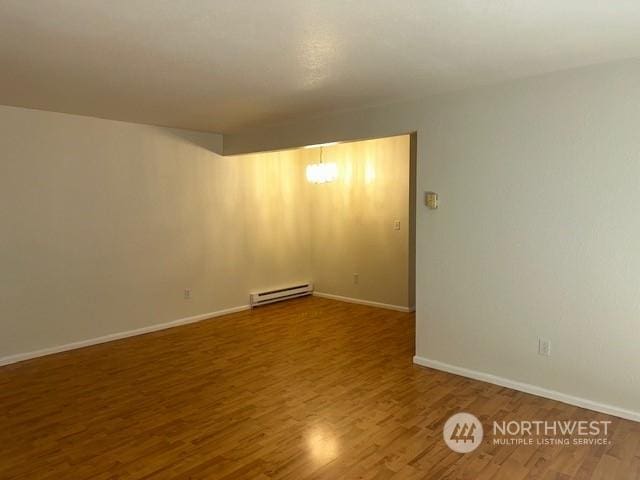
[538,337,551,356]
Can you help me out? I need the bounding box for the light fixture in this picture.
[306,146,337,184]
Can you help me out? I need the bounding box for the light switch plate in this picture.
[425,191,438,209]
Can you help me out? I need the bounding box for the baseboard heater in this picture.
[250,282,314,307]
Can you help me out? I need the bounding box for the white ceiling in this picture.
[2,1,640,134]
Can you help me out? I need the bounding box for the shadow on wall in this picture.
[156,126,224,154]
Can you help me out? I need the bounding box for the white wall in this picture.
[0,106,411,361]
[0,105,311,359]
[225,59,640,416]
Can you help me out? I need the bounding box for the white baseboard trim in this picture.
[413,356,640,423]
[0,304,251,367]
[313,291,414,312]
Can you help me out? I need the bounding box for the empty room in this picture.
[1,1,639,479]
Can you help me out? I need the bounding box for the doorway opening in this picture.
[237,133,416,311]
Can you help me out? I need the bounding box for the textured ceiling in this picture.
[1,0,640,133]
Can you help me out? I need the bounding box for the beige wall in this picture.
[0,106,411,360]
[309,136,411,308]
[225,59,640,417]
[0,105,311,359]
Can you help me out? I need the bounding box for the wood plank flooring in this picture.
[1,296,638,479]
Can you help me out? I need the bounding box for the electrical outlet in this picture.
[425,191,439,209]
[184,288,192,300]
[353,273,359,285]
[394,220,401,231]
[538,338,551,356]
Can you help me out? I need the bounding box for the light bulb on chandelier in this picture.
[306,146,337,184]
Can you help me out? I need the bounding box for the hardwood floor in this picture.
[1,296,638,479]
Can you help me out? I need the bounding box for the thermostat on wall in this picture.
[425,191,438,209]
